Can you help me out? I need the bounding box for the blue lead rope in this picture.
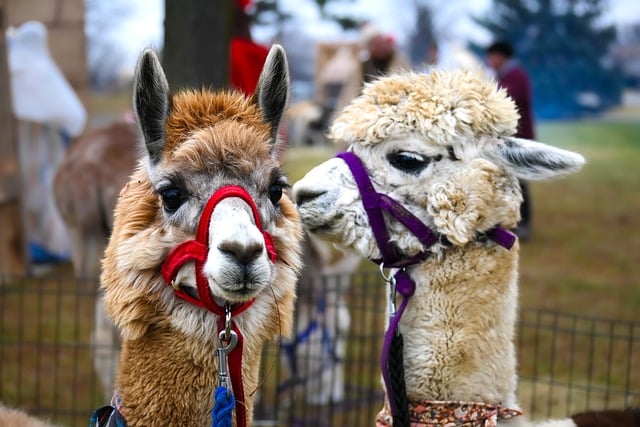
[89,388,233,427]
[212,386,236,427]
[89,405,127,427]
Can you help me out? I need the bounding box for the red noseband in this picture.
[160,185,277,315]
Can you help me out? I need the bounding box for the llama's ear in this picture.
[132,48,171,165]
[489,137,585,180]
[252,44,290,151]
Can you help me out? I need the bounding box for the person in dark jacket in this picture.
[486,40,534,240]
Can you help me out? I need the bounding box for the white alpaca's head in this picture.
[293,70,584,259]
[103,46,302,341]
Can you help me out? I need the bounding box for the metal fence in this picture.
[1,273,639,426]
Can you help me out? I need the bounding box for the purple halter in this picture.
[335,151,516,419]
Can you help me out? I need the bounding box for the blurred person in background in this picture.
[231,0,269,96]
[359,22,411,83]
[333,23,411,122]
[486,40,534,241]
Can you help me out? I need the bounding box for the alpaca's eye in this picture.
[268,183,284,205]
[387,151,436,174]
[160,188,185,213]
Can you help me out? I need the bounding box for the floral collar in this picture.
[376,398,522,426]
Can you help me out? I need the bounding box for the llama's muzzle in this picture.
[161,185,277,314]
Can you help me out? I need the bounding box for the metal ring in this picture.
[224,304,232,340]
[379,262,393,282]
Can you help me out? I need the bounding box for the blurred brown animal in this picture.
[571,408,640,427]
[52,120,138,398]
[53,121,138,278]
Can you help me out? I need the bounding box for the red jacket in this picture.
[230,37,270,96]
[497,61,535,139]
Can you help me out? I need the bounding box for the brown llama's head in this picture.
[101,45,302,342]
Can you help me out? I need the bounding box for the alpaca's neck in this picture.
[398,242,520,406]
[116,323,260,427]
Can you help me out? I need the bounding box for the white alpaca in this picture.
[293,69,586,426]
[99,45,302,426]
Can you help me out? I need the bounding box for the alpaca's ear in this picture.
[252,44,289,152]
[489,137,585,180]
[133,48,171,165]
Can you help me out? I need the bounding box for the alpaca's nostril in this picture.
[218,240,263,266]
[294,188,326,206]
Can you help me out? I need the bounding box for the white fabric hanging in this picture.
[7,20,86,138]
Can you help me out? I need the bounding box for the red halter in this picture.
[161,185,277,314]
[160,185,277,427]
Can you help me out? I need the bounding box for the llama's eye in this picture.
[387,152,433,174]
[268,183,284,205]
[160,188,185,213]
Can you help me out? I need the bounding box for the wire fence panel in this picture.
[1,273,639,426]
[517,308,640,420]
[0,275,103,426]
[254,271,386,427]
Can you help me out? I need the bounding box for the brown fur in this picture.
[164,90,267,154]
[102,80,302,426]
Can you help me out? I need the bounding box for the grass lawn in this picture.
[521,121,640,322]
[282,120,640,322]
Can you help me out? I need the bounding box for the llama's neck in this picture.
[108,278,294,427]
[116,318,262,427]
[398,241,520,407]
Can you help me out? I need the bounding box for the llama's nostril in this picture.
[218,240,263,266]
[294,188,326,206]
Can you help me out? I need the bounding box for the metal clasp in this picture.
[379,263,398,322]
[216,329,238,390]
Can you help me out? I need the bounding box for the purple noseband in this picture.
[336,151,516,261]
[336,152,437,268]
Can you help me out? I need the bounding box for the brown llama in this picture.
[53,114,359,409]
[100,45,302,426]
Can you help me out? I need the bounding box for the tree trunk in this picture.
[0,0,27,276]
[163,0,233,90]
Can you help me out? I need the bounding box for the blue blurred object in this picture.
[29,242,69,264]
